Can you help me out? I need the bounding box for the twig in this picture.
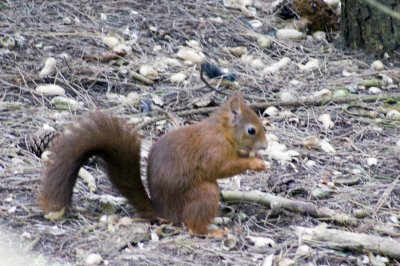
[373,176,400,217]
[222,190,357,225]
[129,70,154,85]
[362,0,400,20]
[293,224,400,259]
[200,63,231,96]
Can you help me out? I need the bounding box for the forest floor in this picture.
[0,1,399,265]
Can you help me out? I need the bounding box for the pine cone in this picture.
[26,129,59,158]
[268,175,297,194]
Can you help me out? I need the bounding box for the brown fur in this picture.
[39,92,267,235]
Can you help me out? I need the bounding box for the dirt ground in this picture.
[1,1,400,265]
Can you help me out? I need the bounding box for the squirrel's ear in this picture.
[229,92,244,118]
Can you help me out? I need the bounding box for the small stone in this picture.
[353,209,370,219]
[249,20,262,29]
[221,235,238,251]
[303,136,320,149]
[371,60,384,71]
[263,106,279,117]
[139,65,159,80]
[85,253,103,265]
[295,245,312,258]
[118,217,133,226]
[35,84,65,96]
[368,87,382,94]
[257,35,273,48]
[99,214,119,224]
[312,31,326,41]
[39,57,57,78]
[386,110,400,120]
[311,187,331,199]
[276,29,304,40]
[305,160,316,167]
[51,96,82,111]
[170,72,187,83]
[227,46,247,57]
[276,257,295,266]
[367,157,378,166]
[313,89,333,99]
[63,17,72,25]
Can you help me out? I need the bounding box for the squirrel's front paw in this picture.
[249,158,267,171]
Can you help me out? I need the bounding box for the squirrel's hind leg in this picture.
[181,182,224,236]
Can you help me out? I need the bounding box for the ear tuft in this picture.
[229,92,244,116]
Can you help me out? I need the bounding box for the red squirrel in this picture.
[38,92,267,236]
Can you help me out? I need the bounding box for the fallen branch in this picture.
[293,224,400,259]
[221,190,357,225]
[135,93,400,128]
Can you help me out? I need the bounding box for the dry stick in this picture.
[199,62,232,96]
[136,93,400,128]
[293,224,400,259]
[373,176,400,217]
[222,190,357,225]
[363,0,400,20]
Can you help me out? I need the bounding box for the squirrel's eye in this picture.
[247,126,256,136]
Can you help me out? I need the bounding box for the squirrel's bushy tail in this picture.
[38,113,155,219]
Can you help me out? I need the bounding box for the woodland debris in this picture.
[246,236,276,248]
[386,110,400,120]
[371,60,384,71]
[293,224,400,259]
[313,88,333,99]
[320,139,336,153]
[136,93,400,129]
[39,57,57,78]
[318,113,334,129]
[35,84,65,96]
[276,29,304,40]
[44,208,65,221]
[170,72,187,83]
[369,87,382,94]
[129,70,154,85]
[264,140,300,164]
[50,96,82,110]
[295,245,313,259]
[297,58,319,72]
[85,253,103,265]
[79,168,97,192]
[0,36,16,48]
[226,46,247,57]
[221,235,238,251]
[257,35,273,48]
[264,57,291,74]
[176,46,205,64]
[312,31,326,41]
[222,190,357,225]
[101,36,120,49]
[139,65,159,80]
